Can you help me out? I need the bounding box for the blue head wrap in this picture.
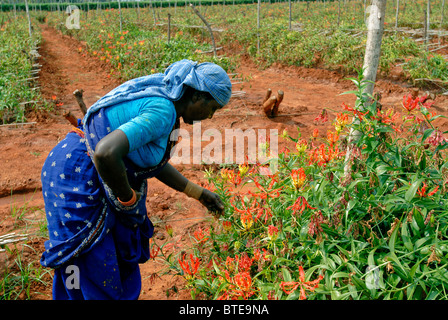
[83,59,232,124]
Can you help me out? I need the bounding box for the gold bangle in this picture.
[118,189,137,206]
[183,181,203,200]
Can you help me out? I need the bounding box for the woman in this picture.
[40,59,232,300]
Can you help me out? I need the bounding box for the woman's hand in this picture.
[199,189,225,217]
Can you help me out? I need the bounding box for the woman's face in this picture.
[182,96,221,124]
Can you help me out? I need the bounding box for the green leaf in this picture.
[387,253,411,282]
[388,220,400,254]
[421,128,435,143]
[282,268,292,282]
[405,179,424,202]
[401,220,414,252]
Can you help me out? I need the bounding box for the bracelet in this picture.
[183,181,203,200]
[118,189,137,206]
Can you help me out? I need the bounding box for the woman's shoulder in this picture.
[140,96,174,108]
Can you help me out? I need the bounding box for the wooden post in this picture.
[362,0,388,98]
[395,0,399,28]
[167,13,171,43]
[442,0,446,28]
[289,0,292,30]
[344,0,387,177]
[190,4,217,57]
[151,0,157,26]
[24,0,32,37]
[426,0,431,45]
[118,0,122,33]
[337,0,341,27]
[257,0,260,54]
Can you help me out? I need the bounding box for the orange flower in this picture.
[220,168,232,181]
[308,211,324,237]
[236,252,254,272]
[229,170,242,186]
[326,131,339,146]
[312,128,319,138]
[334,113,349,132]
[150,239,160,259]
[268,225,279,241]
[290,168,306,190]
[222,220,232,232]
[342,103,368,121]
[314,109,328,123]
[402,94,419,112]
[233,271,252,293]
[240,211,254,230]
[249,175,281,199]
[178,253,200,279]
[193,227,209,244]
[287,196,316,215]
[165,224,173,237]
[417,182,439,197]
[318,144,340,166]
[295,138,308,153]
[280,266,324,300]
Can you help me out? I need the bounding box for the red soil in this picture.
[1,24,447,300]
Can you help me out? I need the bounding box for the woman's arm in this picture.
[156,163,224,216]
[93,129,134,202]
[155,162,189,192]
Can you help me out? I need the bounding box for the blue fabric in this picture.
[40,129,115,268]
[83,59,232,125]
[40,109,179,299]
[51,218,153,300]
[104,97,177,168]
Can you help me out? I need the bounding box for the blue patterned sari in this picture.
[40,112,179,300]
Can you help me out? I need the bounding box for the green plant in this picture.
[1,244,52,300]
[158,72,448,300]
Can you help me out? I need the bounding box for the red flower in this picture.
[342,103,368,121]
[287,196,316,215]
[249,175,281,199]
[178,253,200,279]
[222,220,232,232]
[237,252,254,272]
[280,266,324,300]
[402,94,419,113]
[314,109,329,123]
[417,182,439,198]
[150,239,160,259]
[326,131,339,146]
[291,168,306,190]
[193,227,209,244]
[308,211,324,237]
[268,225,279,240]
[427,129,448,147]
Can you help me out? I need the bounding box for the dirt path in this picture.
[1,25,448,300]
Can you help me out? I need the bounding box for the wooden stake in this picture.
[73,89,87,115]
[190,4,217,57]
[271,90,284,117]
[263,96,277,117]
[263,88,272,104]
